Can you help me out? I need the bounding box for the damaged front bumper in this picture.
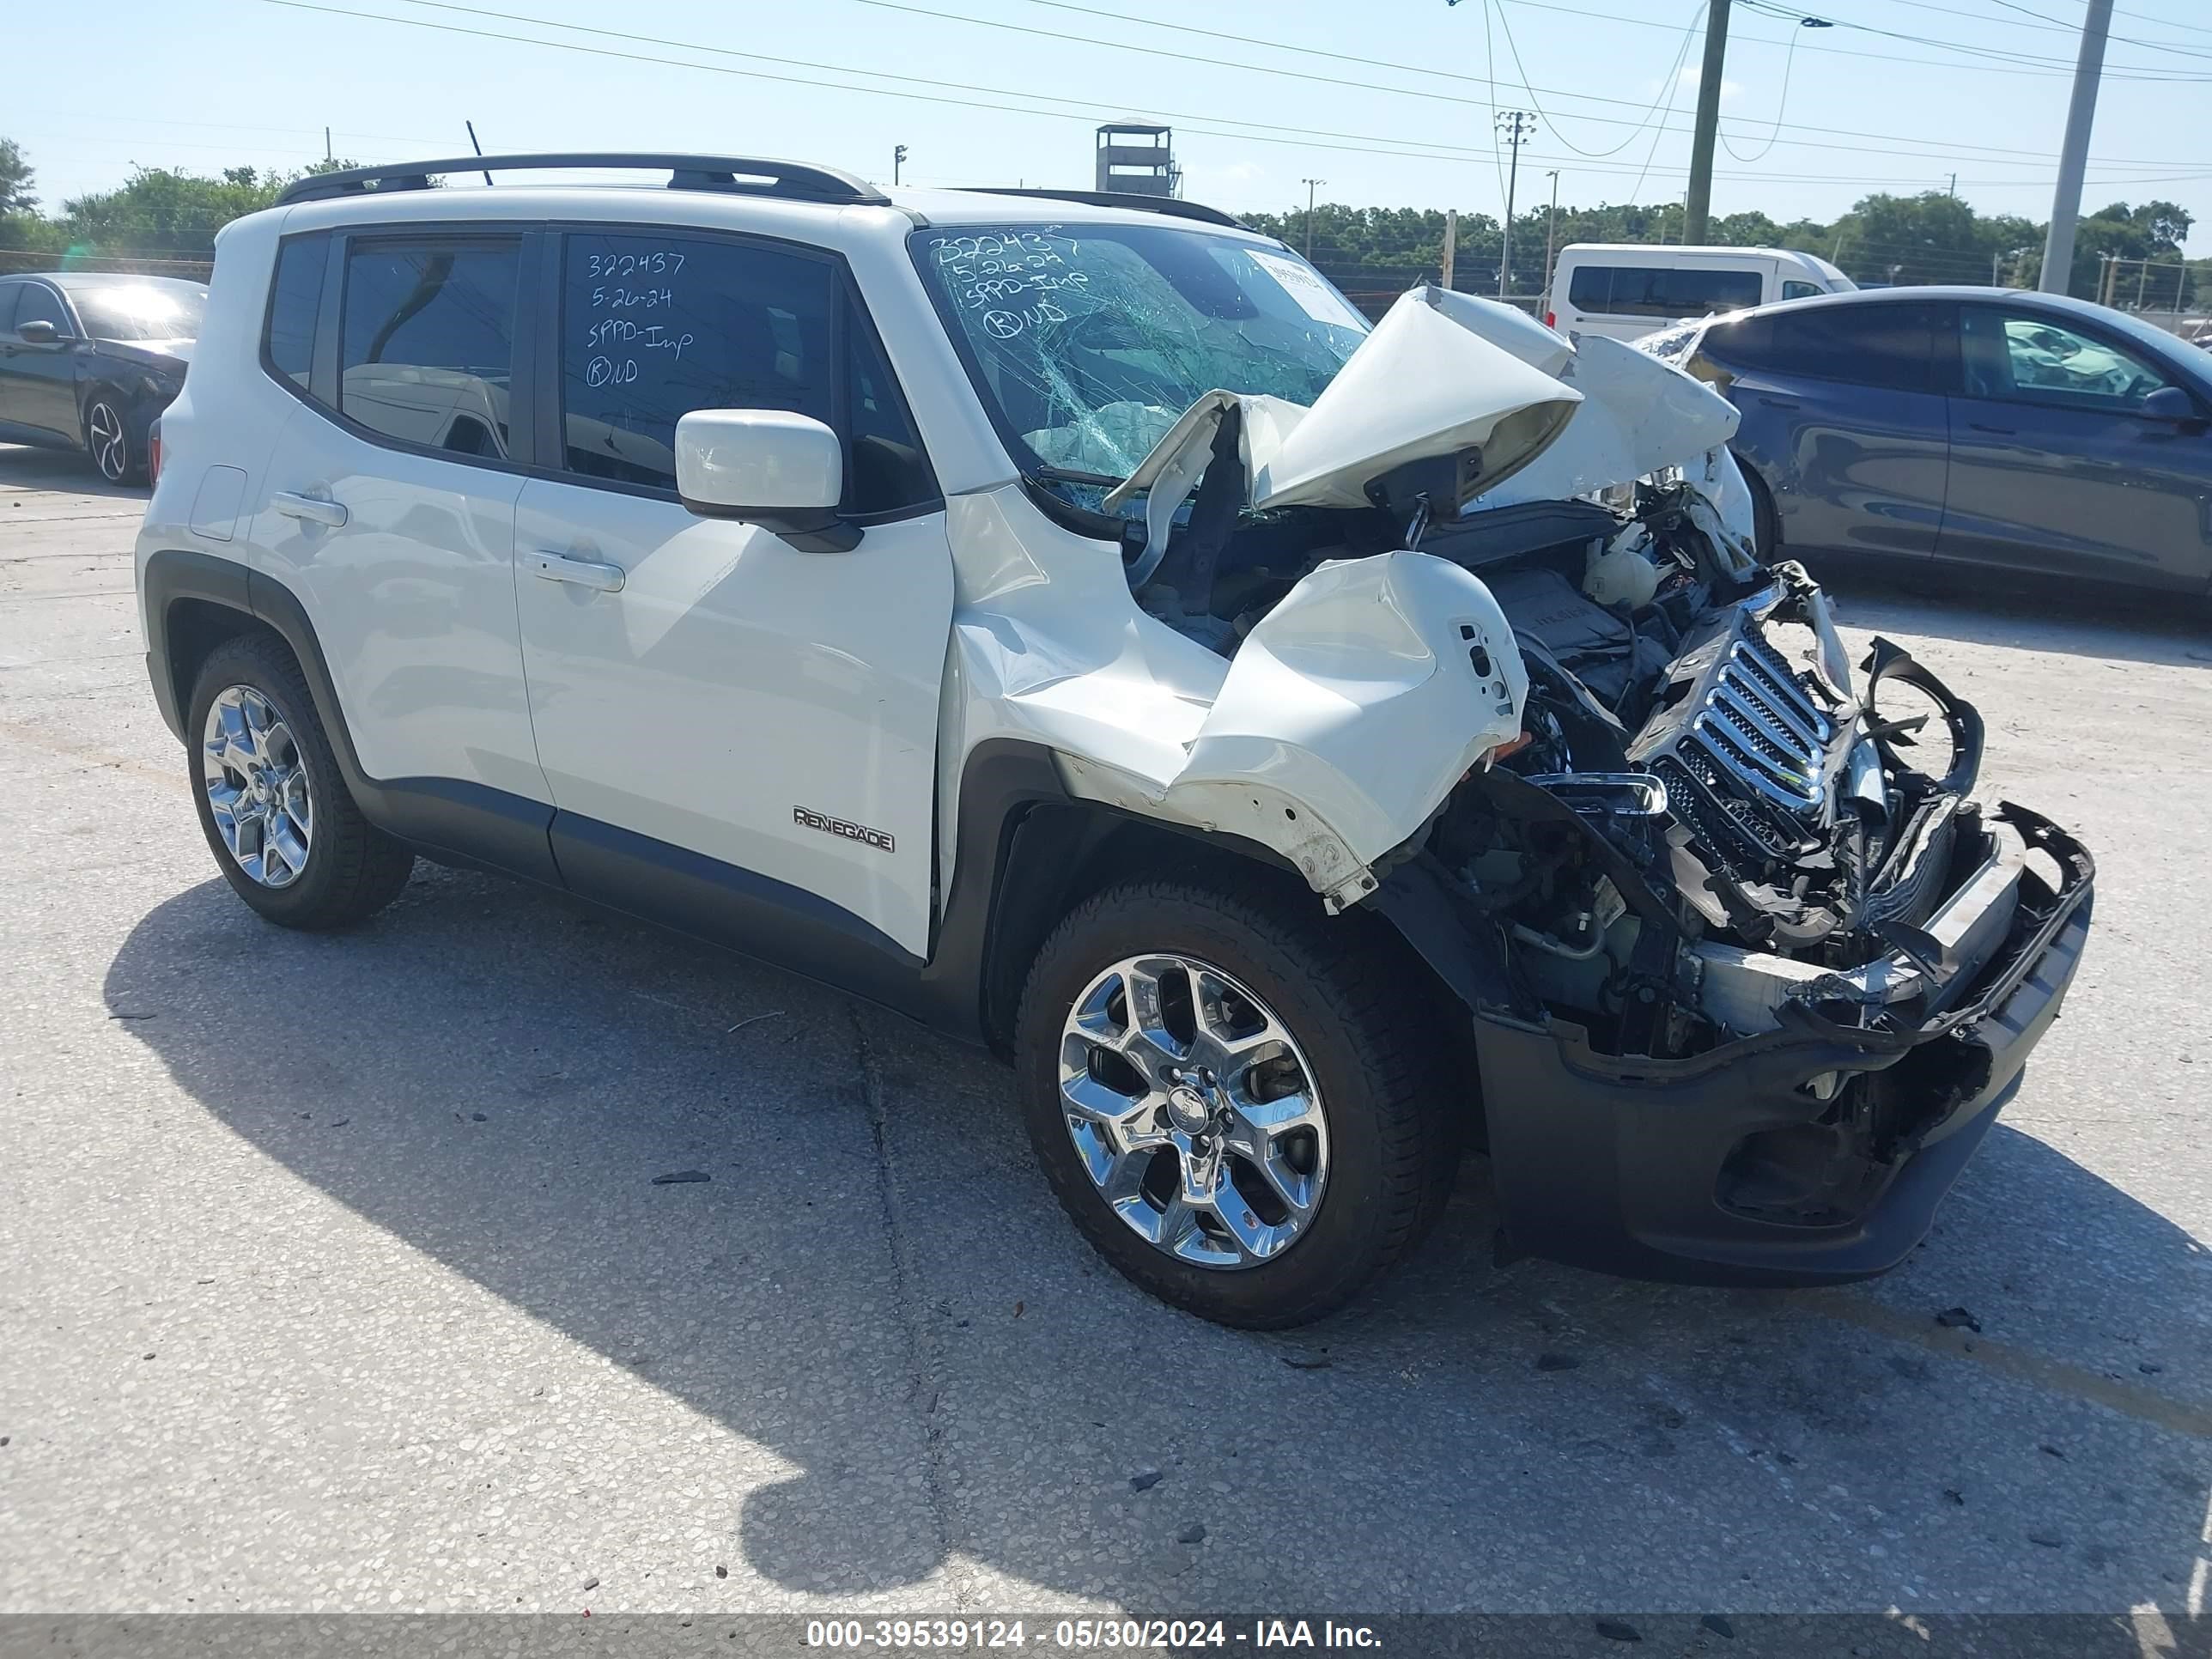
[1464,804,2094,1285]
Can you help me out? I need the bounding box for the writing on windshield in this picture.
[914,223,1365,486]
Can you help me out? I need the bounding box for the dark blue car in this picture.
[1648,287,2212,597]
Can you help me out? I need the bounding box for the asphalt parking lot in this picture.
[1,441,2207,1626]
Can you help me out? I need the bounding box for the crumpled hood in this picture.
[1103,284,1583,528]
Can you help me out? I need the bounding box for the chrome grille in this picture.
[1686,639,1832,816]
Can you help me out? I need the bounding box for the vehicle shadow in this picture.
[0,441,144,501]
[103,864,2211,1614]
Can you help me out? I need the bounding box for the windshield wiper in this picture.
[1031,464,1128,489]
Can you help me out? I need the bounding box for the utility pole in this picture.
[1683,0,1733,246]
[2040,0,2114,295]
[324,126,332,163]
[2136,257,2150,308]
[1948,173,1957,198]
[465,120,491,187]
[894,144,908,185]
[1441,208,1457,291]
[1302,178,1325,260]
[1541,168,1561,307]
[1495,111,1535,300]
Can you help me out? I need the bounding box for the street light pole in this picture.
[2040,0,2114,295]
[1301,177,1325,260]
[893,143,908,186]
[1495,111,1534,300]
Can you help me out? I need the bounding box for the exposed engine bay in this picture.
[1072,285,2093,1229]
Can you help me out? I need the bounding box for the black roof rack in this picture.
[276,153,890,208]
[953,187,1246,231]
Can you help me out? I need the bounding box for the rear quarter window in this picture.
[263,234,330,392]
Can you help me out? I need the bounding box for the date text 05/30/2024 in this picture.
[805,1620,1382,1650]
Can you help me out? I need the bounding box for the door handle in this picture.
[531,550,625,593]
[1966,422,2016,435]
[1755,394,1800,410]
[271,490,348,528]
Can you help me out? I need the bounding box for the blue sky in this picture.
[9,0,2209,251]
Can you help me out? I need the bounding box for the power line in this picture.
[1503,0,2207,79]
[261,0,2212,196]
[1722,14,1821,163]
[1480,0,1696,160]
[1737,0,2212,76]
[953,0,2210,154]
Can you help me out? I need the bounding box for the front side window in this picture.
[339,239,520,457]
[558,233,834,491]
[71,282,205,343]
[1960,307,2172,410]
[909,222,1366,488]
[12,283,68,337]
[264,235,329,392]
[1567,264,1765,319]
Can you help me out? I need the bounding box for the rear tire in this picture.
[1016,874,1456,1328]
[186,633,415,929]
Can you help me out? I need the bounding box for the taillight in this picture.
[1544,310,1556,330]
[148,424,163,486]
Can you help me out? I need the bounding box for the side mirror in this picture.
[2139,385,2204,426]
[16,319,64,345]
[675,408,859,551]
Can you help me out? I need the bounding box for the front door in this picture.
[0,282,82,440]
[1941,302,2212,593]
[514,228,952,964]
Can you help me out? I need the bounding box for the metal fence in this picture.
[0,251,215,281]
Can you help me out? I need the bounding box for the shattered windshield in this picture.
[909,222,1368,498]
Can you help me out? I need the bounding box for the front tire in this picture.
[1016,875,1456,1328]
[83,394,141,484]
[186,633,415,929]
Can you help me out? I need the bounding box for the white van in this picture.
[1546,244,1854,342]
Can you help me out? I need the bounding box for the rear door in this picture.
[1700,300,1954,559]
[1941,302,2212,593]
[513,226,952,963]
[250,225,552,822]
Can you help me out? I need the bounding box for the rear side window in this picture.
[557,231,934,514]
[1780,280,1824,302]
[339,239,520,458]
[1717,303,1941,392]
[1567,264,1764,319]
[264,235,329,391]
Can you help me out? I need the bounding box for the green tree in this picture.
[0,137,34,215]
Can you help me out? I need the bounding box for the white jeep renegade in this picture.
[137,154,2093,1328]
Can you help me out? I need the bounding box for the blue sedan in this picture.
[1646,287,2212,597]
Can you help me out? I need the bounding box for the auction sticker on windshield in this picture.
[1248,248,1367,331]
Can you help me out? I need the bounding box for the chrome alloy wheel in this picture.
[1058,954,1330,1269]
[202,685,313,888]
[87,401,127,483]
